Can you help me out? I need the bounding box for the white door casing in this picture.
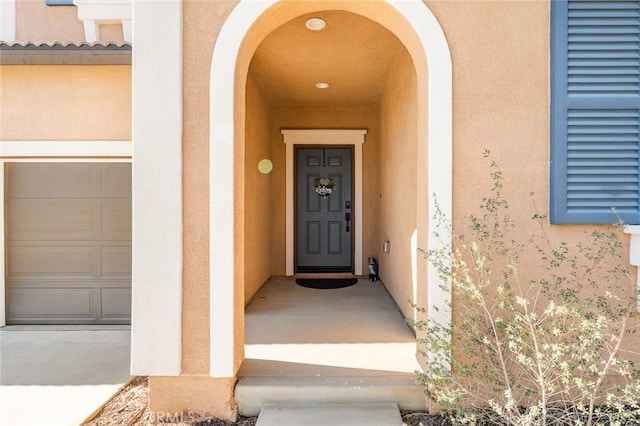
[282,129,366,276]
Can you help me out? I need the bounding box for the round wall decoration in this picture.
[258,159,273,174]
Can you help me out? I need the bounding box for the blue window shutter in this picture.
[46,0,74,5]
[551,0,640,224]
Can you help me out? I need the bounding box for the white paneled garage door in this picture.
[5,163,132,324]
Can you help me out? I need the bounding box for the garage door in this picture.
[5,163,132,324]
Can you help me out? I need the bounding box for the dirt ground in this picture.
[82,376,448,425]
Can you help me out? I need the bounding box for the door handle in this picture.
[345,212,351,232]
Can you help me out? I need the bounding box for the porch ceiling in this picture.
[249,10,404,105]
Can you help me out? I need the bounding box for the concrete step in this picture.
[235,376,426,416]
[255,403,403,426]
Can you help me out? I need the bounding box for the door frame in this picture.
[282,129,366,276]
[294,145,355,273]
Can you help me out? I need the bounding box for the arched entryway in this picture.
[209,0,452,378]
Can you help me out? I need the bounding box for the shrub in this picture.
[412,153,640,426]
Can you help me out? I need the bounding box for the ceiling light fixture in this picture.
[305,17,326,31]
[315,82,330,89]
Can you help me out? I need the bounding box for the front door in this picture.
[296,147,353,272]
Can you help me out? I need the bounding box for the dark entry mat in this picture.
[295,278,358,289]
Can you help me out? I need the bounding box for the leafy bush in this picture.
[412,153,640,425]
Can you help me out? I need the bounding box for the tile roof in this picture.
[0,41,131,65]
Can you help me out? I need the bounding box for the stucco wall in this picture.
[269,103,379,276]
[164,0,638,418]
[99,24,125,43]
[425,0,637,353]
[244,73,273,302]
[426,0,551,222]
[377,46,418,321]
[426,0,577,274]
[146,1,238,418]
[0,65,131,140]
[180,0,237,379]
[15,0,84,43]
[13,1,124,43]
[166,6,239,421]
[149,376,237,420]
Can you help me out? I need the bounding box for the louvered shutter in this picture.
[551,0,640,224]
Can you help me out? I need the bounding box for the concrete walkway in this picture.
[242,278,421,375]
[238,278,426,416]
[0,327,131,426]
[256,403,403,426]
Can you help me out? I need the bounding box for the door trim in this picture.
[282,129,366,276]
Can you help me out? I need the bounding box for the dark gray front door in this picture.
[296,147,352,272]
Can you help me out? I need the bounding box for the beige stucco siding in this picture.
[148,0,639,418]
[149,376,237,421]
[377,46,418,321]
[99,24,125,43]
[0,65,131,140]
[427,0,551,216]
[244,73,273,303]
[426,0,637,348]
[15,0,84,43]
[428,0,562,261]
[180,0,236,379]
[157,2,240,414]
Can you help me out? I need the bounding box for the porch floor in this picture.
[237,277,426,415]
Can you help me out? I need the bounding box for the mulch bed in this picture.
[83,376,151,426]
[83,376,449,425]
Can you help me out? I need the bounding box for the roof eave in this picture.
[0,43,132,65]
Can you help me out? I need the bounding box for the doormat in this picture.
[295,278,358,290]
